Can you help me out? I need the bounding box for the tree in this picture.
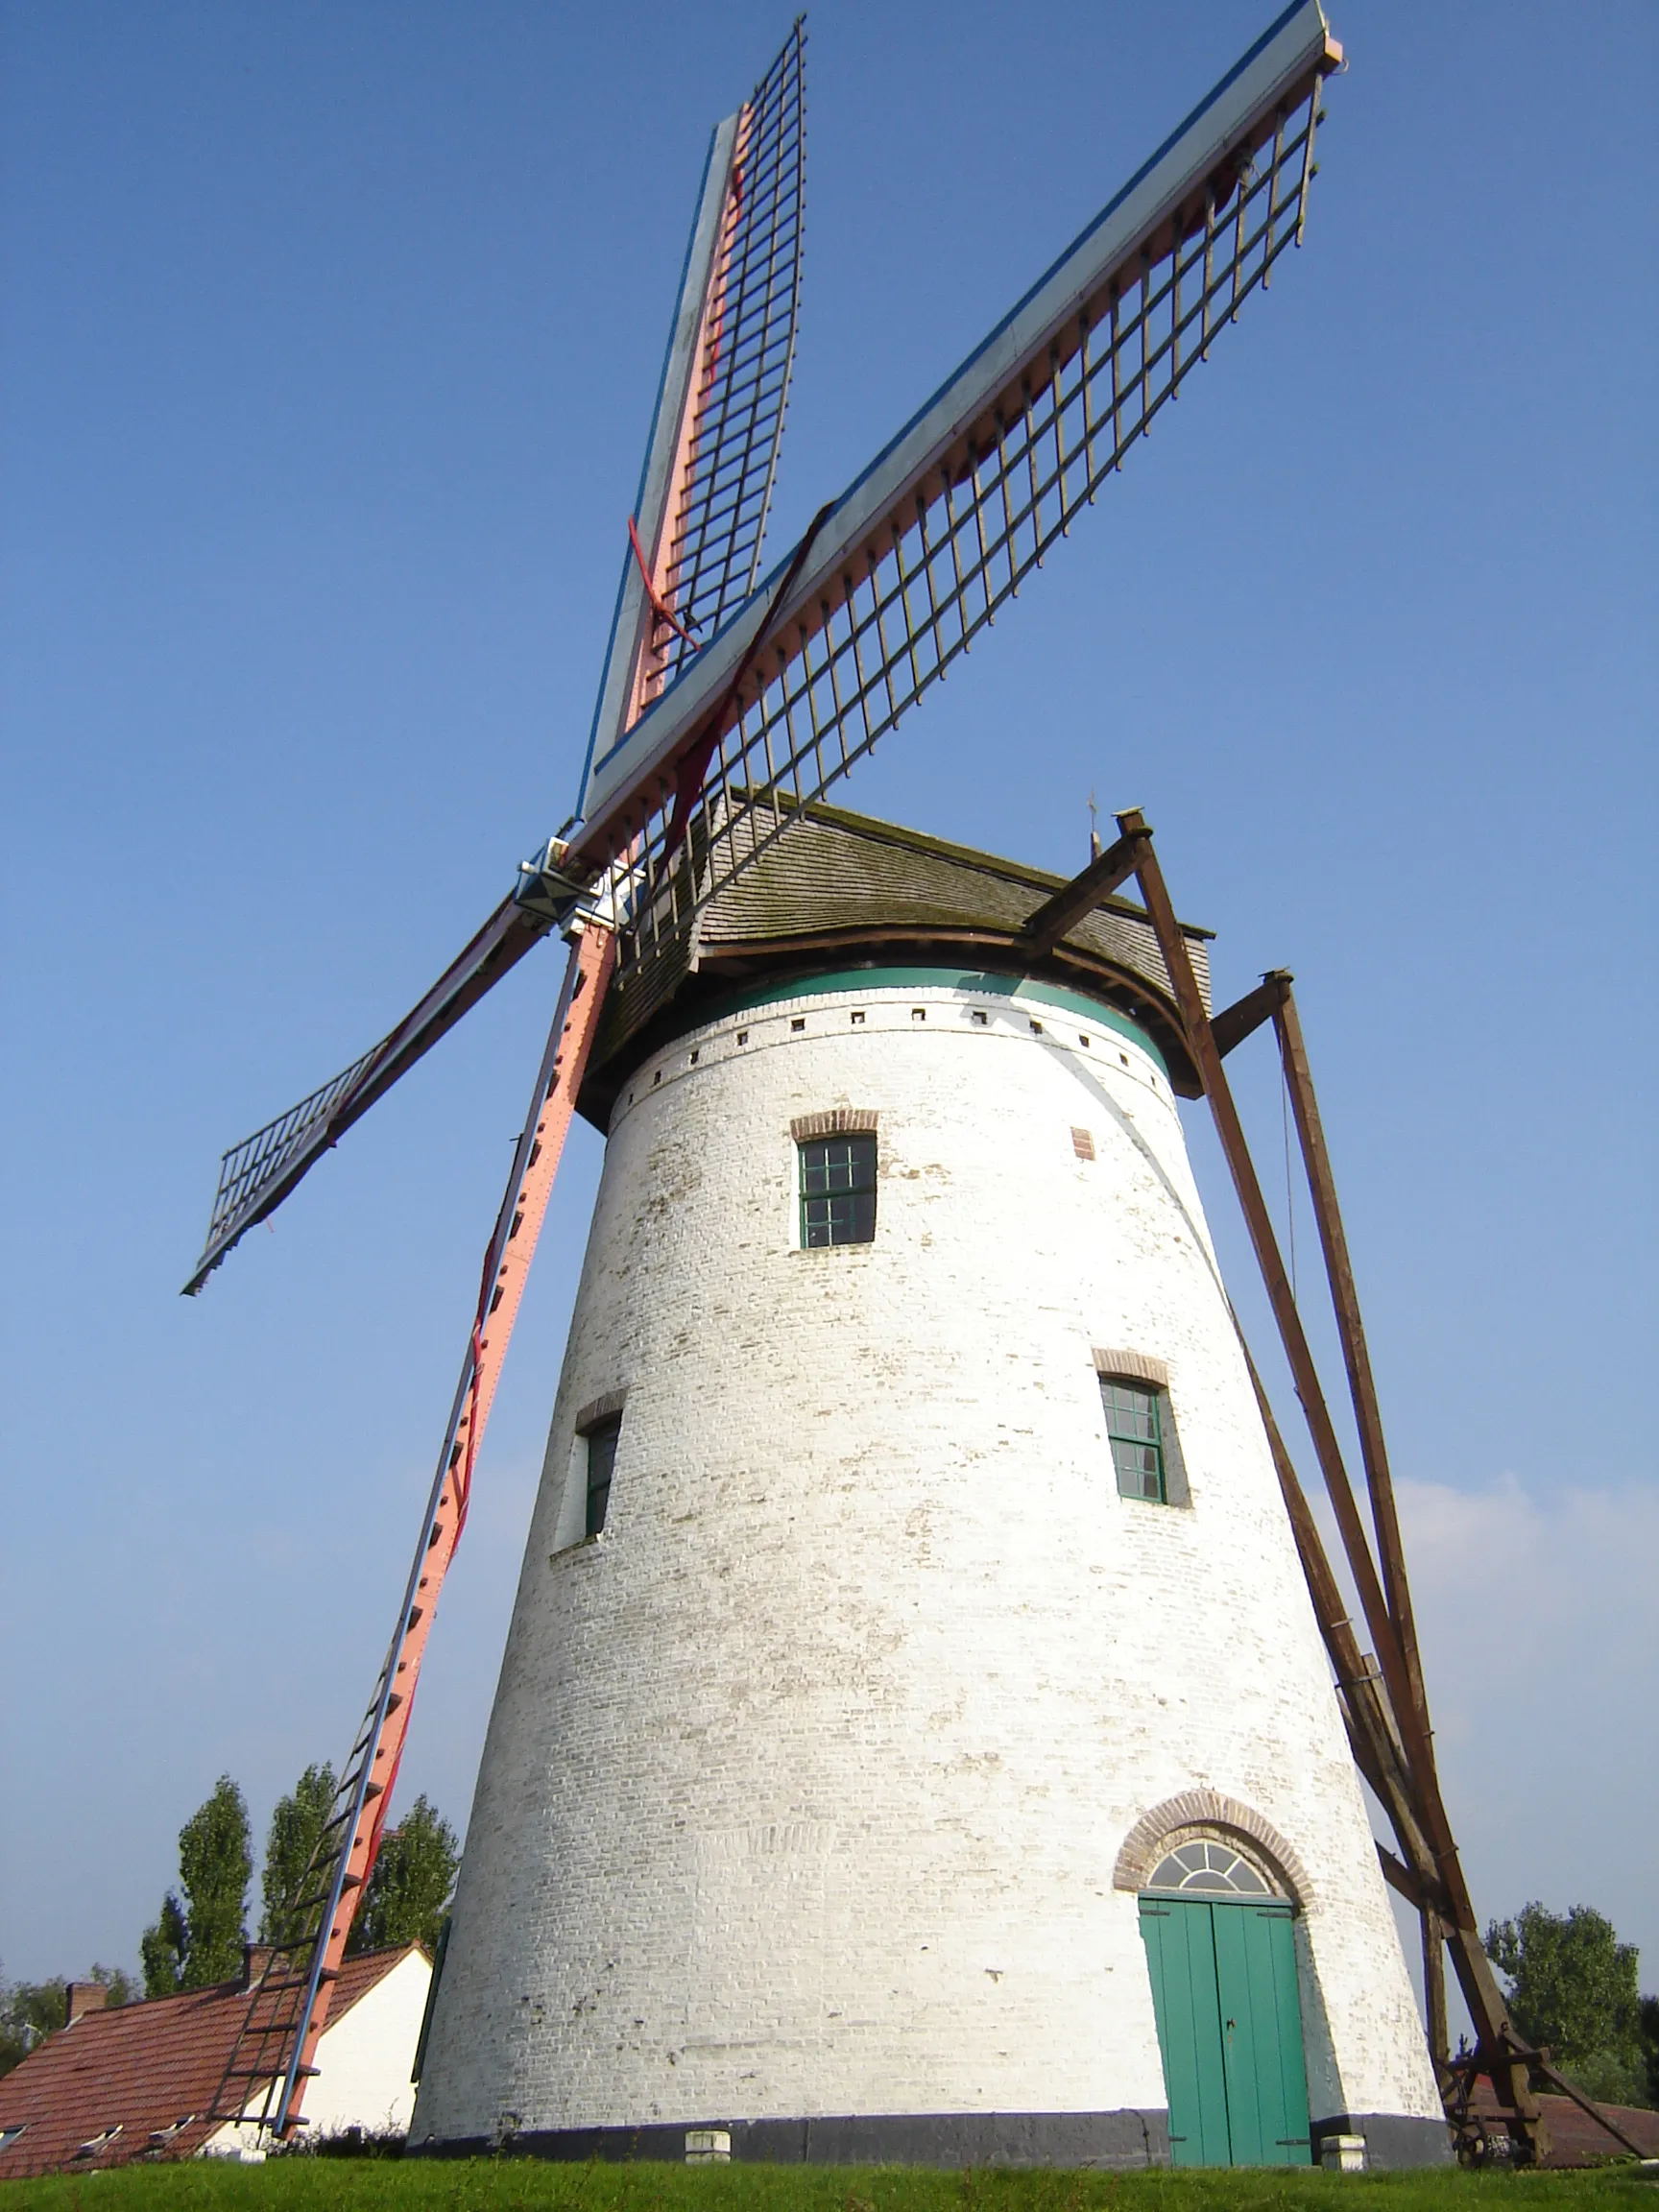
[141,1775,252,1995]
[1486,1901,1649,2107]
[141,1893,188,1998]
[260,1763,337,1945]
[1,1965,132,2079]
[348,1795,458,1956]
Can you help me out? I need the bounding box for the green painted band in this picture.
[681,966,1168,1078]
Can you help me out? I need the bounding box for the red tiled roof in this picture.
[0,1948,418,2181]
[1470,2080,1659,2166]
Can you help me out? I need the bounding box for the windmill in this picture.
[186,1,1634,2172]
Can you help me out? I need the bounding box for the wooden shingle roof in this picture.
[586,797,1213,1123]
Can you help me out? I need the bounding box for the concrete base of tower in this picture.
[1311,2113,1455,2170]
[411,2109,1170,2169]
[412,2108,1455,2171]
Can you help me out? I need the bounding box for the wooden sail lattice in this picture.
[590,64,1331,982]
[649,20,806,687]
[187,8,1338,1293]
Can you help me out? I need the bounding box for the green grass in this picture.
[7,2165,1655,2212]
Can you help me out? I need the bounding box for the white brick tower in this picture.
[410,805,1447,2171]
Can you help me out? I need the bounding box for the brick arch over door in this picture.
[1114,1790,1313,1909]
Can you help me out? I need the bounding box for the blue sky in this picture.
[3,0,1653,2015]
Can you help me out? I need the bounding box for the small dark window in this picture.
[584,1413,621,1536]
[1101,1377,1168,1503]
[799,1132,877,1248]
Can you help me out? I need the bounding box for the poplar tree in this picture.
[141,1775,252,1993]
[349,1795,458,1956]
[260,1763,337,1946]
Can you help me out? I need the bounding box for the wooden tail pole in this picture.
[1237,1337,1442,1904]
[1271,985,1429,1726]
[1116,813,1423,1784]
[1423,1906,1450,2081]
[1265,983,1559,2146]
[1116,810,1549,2163]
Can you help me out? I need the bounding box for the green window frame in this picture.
[799,1132,878,1248]
[583,1412,621,1537]
[1101,1375,1168,1503]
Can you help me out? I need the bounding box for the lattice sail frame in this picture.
[187,1,1338,1294]
[573,1,1339,978]
[183,12,808,1296]
[205,1049,375,1255]
[184,891,555,1291]
[585,22,807,775]
[654,24,805,687]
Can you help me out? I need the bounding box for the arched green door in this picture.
[1139,1894,1311,2167]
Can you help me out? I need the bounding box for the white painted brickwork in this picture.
[412,974,1442,2147]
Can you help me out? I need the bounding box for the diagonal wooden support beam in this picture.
[1118,808,1548,2159]
[1423,1905,1450,2082]
[1116,809,1418,1749]
[1017,830,1142,957]
[1273,985,1429,1725]
[1238,1337,1441,1896]
[1211,969,1292,1058]
[1378,1841,1424,1906]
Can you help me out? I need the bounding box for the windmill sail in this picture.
[181,894,557,1293]
[187,1,1339,1291]
[184,28,808,1294]
[584,22,806,774]
[569,0,1340,977]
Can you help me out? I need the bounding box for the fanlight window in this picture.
[1146,1839,1272,1895]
